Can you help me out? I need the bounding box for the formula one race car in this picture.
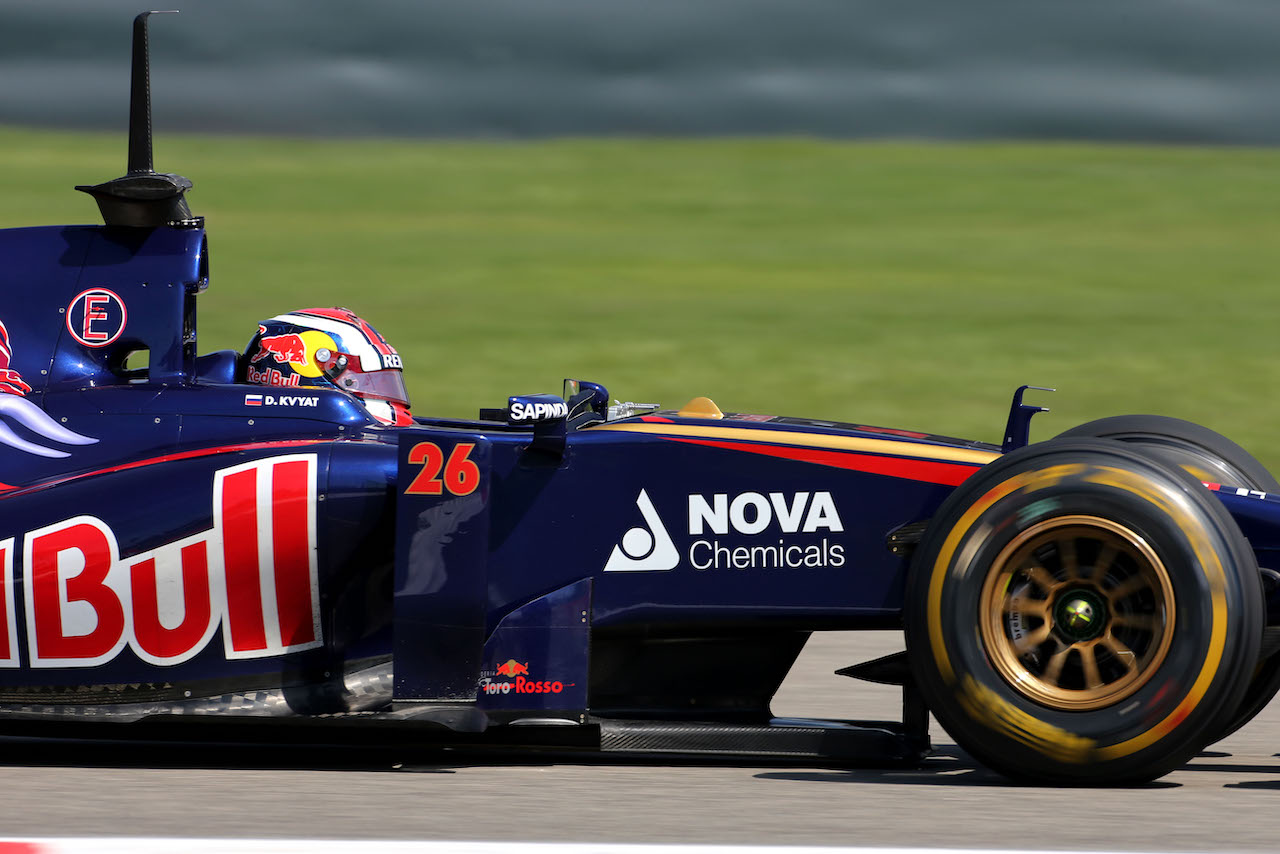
[1,14,1278,785]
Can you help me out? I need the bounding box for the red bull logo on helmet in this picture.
[247,326,338,388]
[252,333,308,367]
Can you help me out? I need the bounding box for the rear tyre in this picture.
[904,439,1262,784]
[1058,415,1279,742]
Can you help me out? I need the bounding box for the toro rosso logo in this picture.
[0,454,321,669]
[479,660,567,696]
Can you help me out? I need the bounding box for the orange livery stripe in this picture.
[592,422,998,485]
[669,437,983,486]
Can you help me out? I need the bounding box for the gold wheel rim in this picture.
[979,515,1175,711]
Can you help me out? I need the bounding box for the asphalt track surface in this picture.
[0,632,1277,850]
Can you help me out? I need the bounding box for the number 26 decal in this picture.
[406,442,481,496]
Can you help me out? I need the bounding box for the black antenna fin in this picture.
[128,11,178,175]
[76,10,198,229]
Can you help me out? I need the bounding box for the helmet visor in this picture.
[333,366,410,406]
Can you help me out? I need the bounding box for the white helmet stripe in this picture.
[270,312,387,371]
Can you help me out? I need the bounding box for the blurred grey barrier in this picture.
[2,0,1279,142]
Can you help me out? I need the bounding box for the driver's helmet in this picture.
[244,308,411,426]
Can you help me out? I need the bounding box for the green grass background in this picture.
[4,127,1278,467]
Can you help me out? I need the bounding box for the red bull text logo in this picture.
[245,366,302,387]
[0,454,321,669]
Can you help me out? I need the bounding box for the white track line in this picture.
[0,842,1187,854]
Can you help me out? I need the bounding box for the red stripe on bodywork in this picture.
[668,437,982,486]
[0,440,327,501]
[854,425,930,440]
[271,459,315,646]
[222,468,267,652]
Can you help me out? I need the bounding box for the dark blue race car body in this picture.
[7,14,1280,783]
[5,216,1280,765]
[0,218,1000,755]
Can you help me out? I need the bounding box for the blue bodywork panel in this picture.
[2,216,1279,736]
[0,221,995,717]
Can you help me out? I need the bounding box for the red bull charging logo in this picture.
[0,320,30,396]
[0,319,99,459]
[495,659,529,677]
[246,327,337,388]
[252,333,308,367]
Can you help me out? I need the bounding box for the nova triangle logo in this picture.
[603,489,680,572]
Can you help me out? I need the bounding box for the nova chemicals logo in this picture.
[688,491,845,570]
[604,490,847,572]
[603,490,680,572]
